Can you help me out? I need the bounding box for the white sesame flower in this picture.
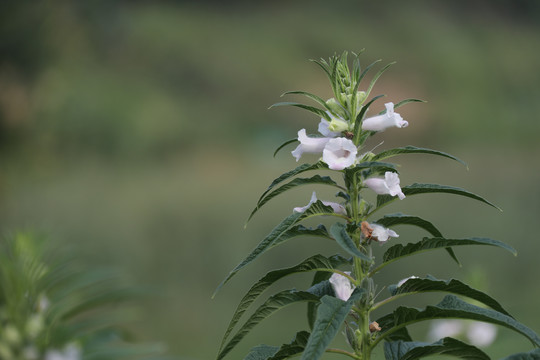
[318,119,340,138]
[293,192,346,215]
[428,320,464,341]
[45,343,81,360]
[361,102,408,132]
[364,172,405,200]
[329,272,353,301]
[322,138,358,170]
[467,322,497,347]
[370,223,399,243]
[397,275,418,287]
[291,129,331,161]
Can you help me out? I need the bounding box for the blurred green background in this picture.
[1,0,539,359]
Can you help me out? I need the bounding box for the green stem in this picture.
[326,348,361,359]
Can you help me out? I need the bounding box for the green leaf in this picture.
[371,145,467,168]
[281,91,339,116]
[373,213,459,265]
[243,331,311,360]
[244,345,279,360]
[329,223,372,262]
[248,175,341,222]
[273,138,297,158]
[376,295,540,348]
[215,202,335,297]
[307,280,335,330]
[217,290,321,360]
[356,59,381,87]
[500,349,540,360]
[219,254,346,350]
[365,62,395,97]
[269,102,330,121]
[269,331,311,360]
[388,276,511,316]
[393,98,426,110]
[375,183,501,211]
[251,162,328,218]
[301,289,365,360]
[372,237,516,275]
[384,337,490,360]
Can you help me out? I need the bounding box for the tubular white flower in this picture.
[397,275,418,287]
[329,272,353,301]
[370,223,399,243]
[361,102,408,132]
[291,129,331,161]
[428,320,464,341]
[45,343,81,360]
[467,322,497,347]
[322,138,357,170]
[364,171,405,200]
[293,192,346,215]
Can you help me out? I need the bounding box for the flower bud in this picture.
[356,91,367,107]
[327,117,349,133]
[325,98,347,118]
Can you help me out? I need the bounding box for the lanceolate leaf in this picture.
[500,349,540,360]
[281,91,336,115]
[384,337,490,360]
[307,280,335,330]
[330,223,372,262]
[269,102,331,121]
[219,254,346,350]
[252,162,328,216]
[273,138,297,158]
[248,175,341,222]
[393,98,426,111]
[365,62,395,97]
[301,289,365,360]
[371,146,467,167]
[375,183,501,211]
[243,331,311,360]
[373,213,458,265]
[388,276,511,316]
[371,237,516,275]
[215,202,335,297]
[217,290,320,360]
[375,295,540,348]
[269,331,310,360]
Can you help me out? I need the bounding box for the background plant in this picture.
[0,231,169,360]
[215,52,540,360]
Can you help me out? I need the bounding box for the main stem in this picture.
[349,173,372,360]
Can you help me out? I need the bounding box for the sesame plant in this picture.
[0,232,168,360]
[214,52,540,360]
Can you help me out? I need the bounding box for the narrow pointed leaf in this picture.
[215,202,335,297]
[365,62,395,97]
[243,331,311,360]
[384,337,490,360]
[374,237,516,275]
[356,59,381,85]
[388,276,510,316]
[255,162,328,210]
[219,254,345,350]
[269,102,330,121]
[393,98,426,110]
[330,223,372,262]
[217,290,320,360]
[273,138,297,158]
[500,349,540,360]
[269,331,310,360]
[301,289,365,360]
[244,345,279,360]
[248,175,340,222]
[375,183,501,211]
[307,280,335,330]
[372,146,467,167]
[281,91,332,112]
[376,295,540,347]
[373,213,458,265]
